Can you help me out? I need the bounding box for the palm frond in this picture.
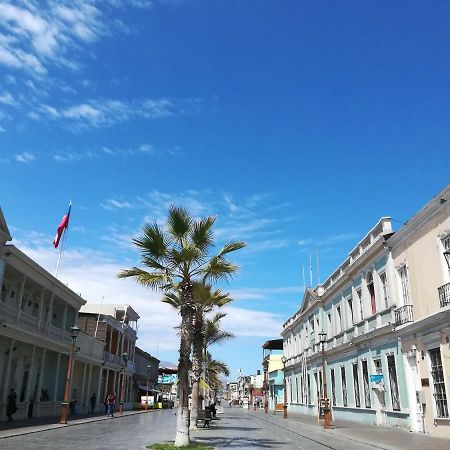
[167,206,192,240]
[202,256,239,283]
[117,268,171,290]
[132,223,169,261]
[190,216,216,253]
[218,241,246,257]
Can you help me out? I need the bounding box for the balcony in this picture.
[394,304,414,326]
[438,282,450,308]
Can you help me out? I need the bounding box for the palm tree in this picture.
[205,352,230,398]
[162,283,232,429]
[118,206,245,447]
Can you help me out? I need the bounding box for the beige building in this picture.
[389,184,450,437]
[0,207,105,420]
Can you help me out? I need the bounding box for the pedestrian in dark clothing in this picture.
[90,393,96,414]
[210,402,217,418]
[6,389,17,422]
[106,392,116,417]
[104,395,108,415]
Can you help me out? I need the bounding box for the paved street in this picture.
[2,407,450,450]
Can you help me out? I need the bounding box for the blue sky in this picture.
[1,0,450,379]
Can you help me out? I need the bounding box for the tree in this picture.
[118,206,245,447]
[205,352,231,398]
[162,283,232,429]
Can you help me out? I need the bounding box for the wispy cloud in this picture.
[0,90,15,105]
[101,199,135,210]
[33,97,200,128]
[231,286,303,300]
[15,151,35,163]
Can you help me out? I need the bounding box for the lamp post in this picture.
[444,251,450,270]
[60,325,80,424]
[145,364,151,411]
[281,356,288,419]
[118,352,128,415]
[318,330,331,429]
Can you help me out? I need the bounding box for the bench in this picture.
[196,409,221,428]
[274,403,285,414]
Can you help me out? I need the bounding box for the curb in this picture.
[0,410,150,440]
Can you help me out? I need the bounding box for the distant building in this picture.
[158,366,178,401]
[262,339,284,411]
[78,304,139,410]
[134,347,159,404]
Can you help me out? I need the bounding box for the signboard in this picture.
[158,374,177,384]
[370,374,384,391]
[141,396,155,406]
[318,398,330,419]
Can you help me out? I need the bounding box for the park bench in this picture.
[274,403,285,414]
[196,409,221,428]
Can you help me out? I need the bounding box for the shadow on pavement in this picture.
[195,437,285,448]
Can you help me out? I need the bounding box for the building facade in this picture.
[388,185,450,437]
[134,347,159,405]
[282,218,411,429]
[0,208,105,421]
[78,304,139,410]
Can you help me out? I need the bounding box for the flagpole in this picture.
[55,227,67,279]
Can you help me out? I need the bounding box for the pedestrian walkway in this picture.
[192,408,450,450]
[0,409,146,440]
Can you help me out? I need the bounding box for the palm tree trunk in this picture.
[189,309,204,429]
[174,283,195,447]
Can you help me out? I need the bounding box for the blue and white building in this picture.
[282,218,411,429]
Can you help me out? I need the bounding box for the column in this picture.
[85,364,93,411]
[16,275,26,321]
[104,369,110,397]
[37,288,46,329]
[120,332,124,357]
[35,349,46,417]
[96,367,103,408]
[112,371,117,395]
[46,292,55,333]
[24,345,36,413]
[1,339,15,408]
[80,363,87,413]
[115,330,121,356]
[61,304,68,337]
[108,326,112,353]
[52,354,62,413]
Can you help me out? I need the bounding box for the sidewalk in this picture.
[249,408,450,450]
[0,409,148,440]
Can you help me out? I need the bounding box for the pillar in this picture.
[85,364,93,411]
[1,339,15,409]
[37,288,46,330]
[108,326,112,353]
[61,304,68,337]
[96,367,103,407]
[16,275,26,321]
[24,345,36,414]
[46,292,55,333]
[35,349,46,417]
[112,371,117,395]
[52,353,62,413]
[0,258,6,291]
[80,363,87,413]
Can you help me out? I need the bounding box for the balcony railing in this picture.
[438,282,450,308]
[394,304,414,326]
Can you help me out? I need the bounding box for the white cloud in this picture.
[231,286,303,300]
[15,151,35,163]
[222,306,282,337]
[0,90,15,105]
[101,199,135,210]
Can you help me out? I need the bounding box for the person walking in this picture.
[6,389,17,422]
[104,394,109,415]
[107,392,116,417]
[90,393,96,414]
[228,400,232,409]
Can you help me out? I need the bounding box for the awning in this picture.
[200,378,211,390]
[138,385,162,393]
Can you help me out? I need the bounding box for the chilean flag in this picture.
[53,203,71,249]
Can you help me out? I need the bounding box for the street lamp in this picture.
[118,352,128,415]
[60,325,80,424]
[145,364,151,411]
[444,251,450,270]
[281,356,288,418]
[318,330,331,429]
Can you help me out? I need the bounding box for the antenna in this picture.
[316,247,320,285]
[309,253,313,287]
[94,296,104,339]
[302,266,306,293]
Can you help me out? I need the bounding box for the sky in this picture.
[1,0,450,380]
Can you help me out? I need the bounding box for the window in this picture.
[327,313,332,335]
[314,372,318,402]
[356,288,363,320]
[319,370,323,398]
[398,266,411,305]
[387,355,400,411]
[331,369,336,406]
[336,306,342,334]
[362,360,371,408]
[300,375,304,403]
[367,271,376,315]
[296,377,299,403]
[442,235,450,280]
[353,363,361,407]
[341,366,348,406]
[307,374,311,404]
[347,297,354,324]
[379,272,389,309]
[429,348,449,418]
[290,378,293,403]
